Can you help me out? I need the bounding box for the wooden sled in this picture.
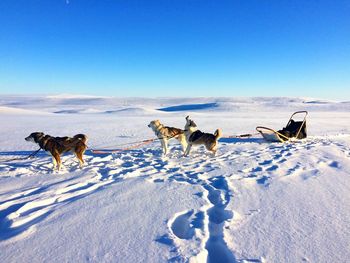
[256,111,308,142]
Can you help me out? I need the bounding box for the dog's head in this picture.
[25,132,45,144]
[185,116,197,129]
[148,120,161,130]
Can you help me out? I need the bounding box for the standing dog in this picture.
[184,116,222,156]
[25,132,88,171]
[148,120,187,155]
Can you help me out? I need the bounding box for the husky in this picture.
[184,116,222,156]
[148,120,187,155]
[25,132,88,171]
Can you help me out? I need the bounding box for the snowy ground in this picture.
[0,95,349,263]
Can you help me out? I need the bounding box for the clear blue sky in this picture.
[0,0,349,98]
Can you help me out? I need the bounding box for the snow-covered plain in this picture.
[0,95,349,263]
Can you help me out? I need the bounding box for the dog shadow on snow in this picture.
[0,150,87,175]
[0,151,53,174]
[0,150,47,158]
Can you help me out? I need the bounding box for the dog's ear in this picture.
[29,132,41,137]
[186,116,190,120]
[34,132,44,137]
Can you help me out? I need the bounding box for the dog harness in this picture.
[39,135,51,151]
[156,126,184,140]
[189,130,204,142]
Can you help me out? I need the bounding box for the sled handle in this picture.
[286,111,308,139]
[289,111,308,121]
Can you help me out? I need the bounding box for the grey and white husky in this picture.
[148,120,187,155]
[184,116,222,156]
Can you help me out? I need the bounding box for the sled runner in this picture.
[256,111,308,142]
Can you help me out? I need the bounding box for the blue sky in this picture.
[0,0,349,98]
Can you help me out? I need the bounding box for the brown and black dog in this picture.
[184,116,222,156]
[25,132,87,171]
[148,120,187,155]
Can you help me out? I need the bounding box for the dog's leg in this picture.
[184,144,192,156]
[210,143,218,156]
[75,149,85,168]
[51,155,57,170]
[160,139,167,155]
[180,136,188,153]
[160,139,165,155]
[163,139,168,155]
[53,152,61,171]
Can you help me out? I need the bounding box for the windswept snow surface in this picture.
[0,96,349,263]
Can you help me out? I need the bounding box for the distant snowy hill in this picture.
[1,95,350,114]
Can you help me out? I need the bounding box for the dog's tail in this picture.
[214,129,222,140]
[73,134,88,144]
